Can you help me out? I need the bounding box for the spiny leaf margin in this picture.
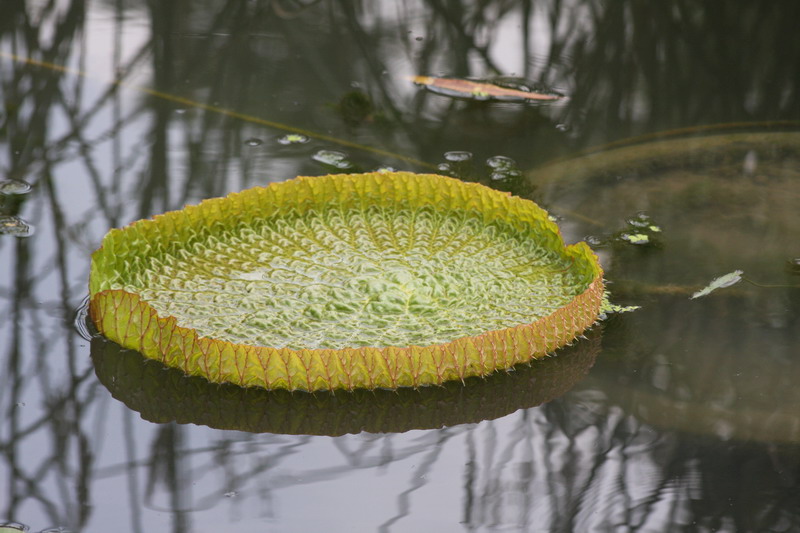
[90,172,604,391]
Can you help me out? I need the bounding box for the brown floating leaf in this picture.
[410,75,565,102]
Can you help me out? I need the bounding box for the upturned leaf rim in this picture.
[89,172,604,391]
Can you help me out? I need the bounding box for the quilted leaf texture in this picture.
[89,172,604,391]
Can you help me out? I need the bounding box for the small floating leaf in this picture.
[690,270,744,299]
[599,292,641,319]
[410,76,565,102]
[620,233,650,245]
[610,213,663,248]
[277,133,309,145]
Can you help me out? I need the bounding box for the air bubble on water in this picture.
[174,108,187,114]
[224,491,238,498]
[0,215,34,237]
[312,150,353,170]
[15,402,25,407]
[0,179,32,195]
[244,137,264,147]
[486,155,521,181]
[443,151,472,162]
[375,166,396,173]
[626,212,653,228]
[555,123,569,132]
[277,134,309,145]
[437,163,452,172]
[584,235,604,247]
[415,36,424,41]
[486,155,516,170]
[41,528,75,533]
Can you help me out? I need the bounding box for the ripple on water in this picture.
[0,179,33,195]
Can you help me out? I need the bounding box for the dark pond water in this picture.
[2,1,800,532]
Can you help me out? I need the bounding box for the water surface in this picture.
[2,1,799,532]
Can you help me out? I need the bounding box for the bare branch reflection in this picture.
[1,1,799,532]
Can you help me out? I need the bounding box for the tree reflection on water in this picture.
[1,1,799,531]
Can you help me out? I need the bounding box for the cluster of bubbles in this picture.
[486,155,522,182]
[436,151,530,195]
[243,134,364,171]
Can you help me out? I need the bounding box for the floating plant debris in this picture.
[612,213,662,248]
[598,292,641,319]
[0,215,34,237]
[410,75,565,102]
[89,172,604,391]
[277,133,309,145]
[0,179,32,195]
[691,270,744,299]
[620,233,650,245]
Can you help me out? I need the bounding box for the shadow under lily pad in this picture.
[91,329,601,436]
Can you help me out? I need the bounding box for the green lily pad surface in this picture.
[90,172,604,391]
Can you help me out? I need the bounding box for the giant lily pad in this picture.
[89,172,603,391]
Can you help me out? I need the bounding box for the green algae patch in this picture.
[89,172,604,391]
